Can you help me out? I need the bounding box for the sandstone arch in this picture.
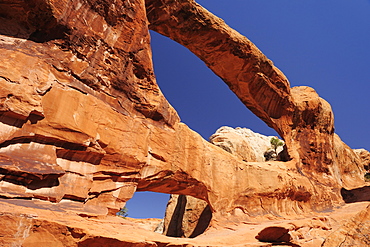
[0,0,364,218]
[145,0,364,189]
[0,0,368,246]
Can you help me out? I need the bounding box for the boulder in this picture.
[255,226,291,243]
[162,194,212,238]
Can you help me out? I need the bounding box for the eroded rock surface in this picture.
[163,127,285,238]
[210,126,285,162]
[322,204,370,247]
[0,0,368,246]
[354,148,370,172]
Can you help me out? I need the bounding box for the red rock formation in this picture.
[163,127,286,238]
[255,226,291,243]
[145,0,365,191]
[0,198,369,246]
[0,0,180,214]
[0,0,368,246]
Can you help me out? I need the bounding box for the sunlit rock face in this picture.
[354,148,370,172]
[0,0,179,215]
[0,0,368,246]
[163,127,286,238]
[321,204,370,247]
[209,126,285,162]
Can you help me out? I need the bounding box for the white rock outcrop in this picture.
[209,126,284,162]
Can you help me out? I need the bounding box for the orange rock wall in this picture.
[0,0,368,246]
[0,0,365,218]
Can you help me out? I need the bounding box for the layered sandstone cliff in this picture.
[0,0,369,246]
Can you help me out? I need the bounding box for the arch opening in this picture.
[150,31,287,163]
[123,24,289,240]
[122,191,212,238]
[149,30,280,142]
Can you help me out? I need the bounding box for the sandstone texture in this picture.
[0,0,369,246]
[162,194,212,238]
[210,126,285,162]
[354,148,370,172]
[1,198,368,247]
[322,204,370,246]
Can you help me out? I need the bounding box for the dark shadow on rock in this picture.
[0,167,61,190]
[166,194,186,237]
[26,175,60,190]
[27,111,45,124]
[0,112,27,128]
[272,243,301,247]
[78,237,132,247]
[341,186,370,203]
[0,155,63,191]
[56,149,104,166]
[0,0,71,42]
[189,204,212,238]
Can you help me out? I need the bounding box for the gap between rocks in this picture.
[124,191,212,238]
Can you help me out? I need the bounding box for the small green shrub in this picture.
[270,137,284,154]
[117,206,128,218]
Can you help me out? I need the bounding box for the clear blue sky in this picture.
[126,0,370,219]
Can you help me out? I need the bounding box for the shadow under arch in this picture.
[164,194,212,238]
[340,186,370,203]
[124,192,212,238]
[134,169,213,238]
[0,0,70,42]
